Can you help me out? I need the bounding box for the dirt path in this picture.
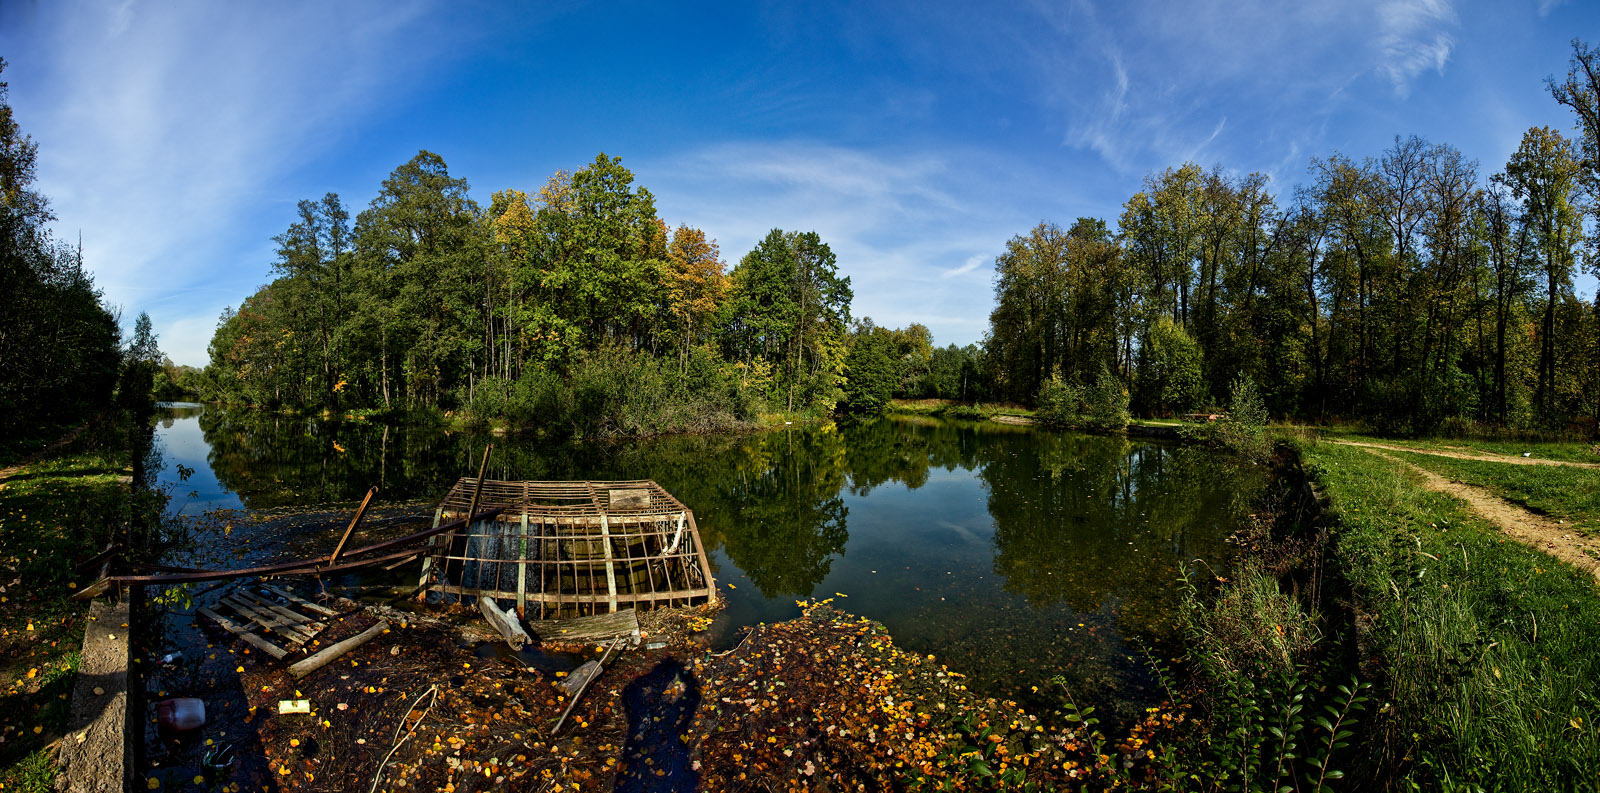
[1367,449,1600,582]
[1327,439,1600,469]
[0,420,92,483]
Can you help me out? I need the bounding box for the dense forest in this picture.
[198,151,973,434]
[0,57,142,445]
[988,41,1600,435]
[205,42,1600,438]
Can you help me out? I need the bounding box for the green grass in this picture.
[1315,427,1600,464]
[0,425,133,792]
[1303,440,1600,791]
[886,398,1035,421]
[1391,451,1600,536]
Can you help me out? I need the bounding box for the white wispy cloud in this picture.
[942,255,988,279]
[643,141,1070,345]
[1010,0,1462,174]
[1,1,478,365]
[1376,0,1458,97]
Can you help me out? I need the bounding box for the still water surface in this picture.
[151,404,1266,723]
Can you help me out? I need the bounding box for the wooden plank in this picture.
[526,609,640,644]
[517,498,529,617]
[599,514,619,613]
[199,606,288,659]
[261,584,339,616]
[221,595,316,644]
[288,620,388,679]
[415,507,444,595]
[687,511,718,604]
[235,590,327,632]
[608,488,650,509]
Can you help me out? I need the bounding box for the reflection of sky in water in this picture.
[148,406,1264,725]
[153,403,244,514]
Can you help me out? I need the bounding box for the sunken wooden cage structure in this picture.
[417,478,717,618]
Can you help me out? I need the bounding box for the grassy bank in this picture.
[1300,440,1600,790]
[1390,450,1600,536]
[888,398,1035,421]
[0,417,143,792]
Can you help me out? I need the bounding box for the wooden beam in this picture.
[289,620,388,679]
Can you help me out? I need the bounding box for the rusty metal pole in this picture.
[329,486,380,566]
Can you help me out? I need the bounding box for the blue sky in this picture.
[2,0,1596,366]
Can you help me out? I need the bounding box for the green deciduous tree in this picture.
[842,320,899,415]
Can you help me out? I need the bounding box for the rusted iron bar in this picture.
[101,508,505,585]
[74,541,120,572]
[329,486,380,566]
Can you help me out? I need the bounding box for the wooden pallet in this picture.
[198,584,339,660]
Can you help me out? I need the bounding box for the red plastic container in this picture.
[156,698,205,732]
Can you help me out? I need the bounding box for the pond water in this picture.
[149,403,1267,724]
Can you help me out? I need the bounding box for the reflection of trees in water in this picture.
[516,429,851,601]
[195,408,1263,640]
[703,429,849,598]
[197,408,482,508]
[982,433,1268,636]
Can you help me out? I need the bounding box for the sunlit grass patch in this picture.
[0,426,133,793]
[1304,441,1600,790]
[1391,450,1600,535]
